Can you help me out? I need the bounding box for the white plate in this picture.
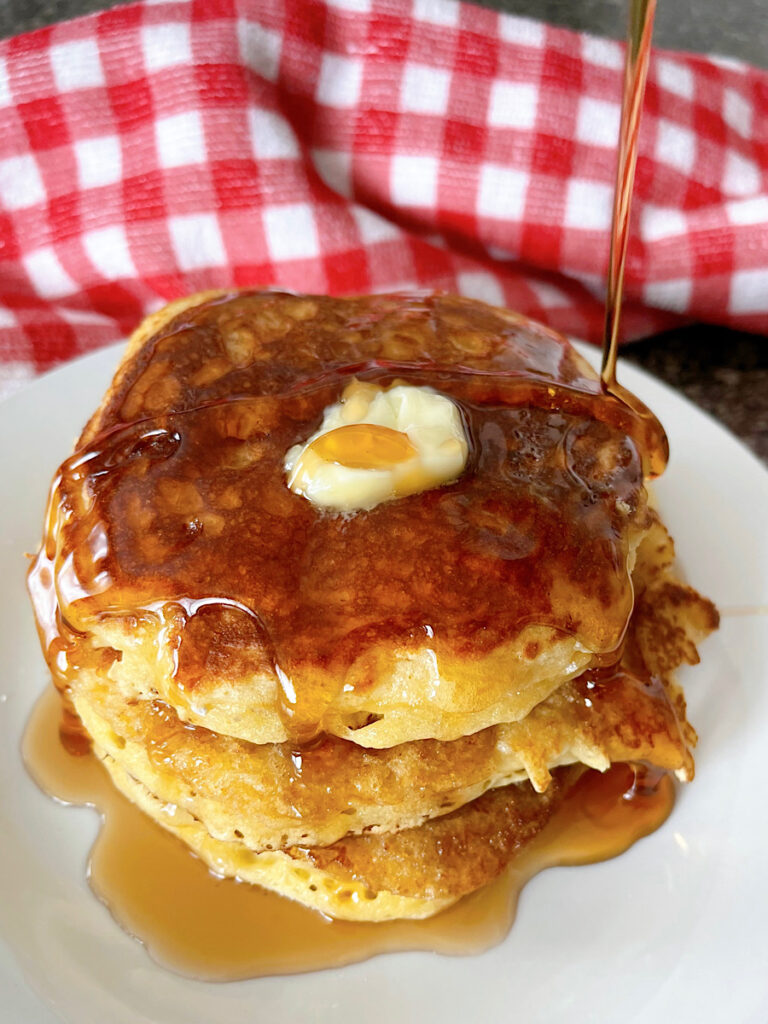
[0,343,767,1024]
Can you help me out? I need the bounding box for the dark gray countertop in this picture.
[2,0,766,465]
[4,0,768,65]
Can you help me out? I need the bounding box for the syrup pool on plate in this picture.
[23,685,674,980]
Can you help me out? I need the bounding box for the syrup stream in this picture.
[602,0,657,390]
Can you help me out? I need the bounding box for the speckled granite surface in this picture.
[2,0,766,466]
[624,326,768,464]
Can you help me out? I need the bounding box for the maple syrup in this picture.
[23,684,674,980]
[601,0,663,473]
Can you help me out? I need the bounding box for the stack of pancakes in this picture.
[28,292,717,921]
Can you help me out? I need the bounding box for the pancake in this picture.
[26,289,719,928]
[68,521,710,852]
[96,749,579,922]
[30,290,658,749]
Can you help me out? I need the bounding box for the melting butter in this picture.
[284,380,469,512]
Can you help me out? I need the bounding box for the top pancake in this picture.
[30,291,655,748]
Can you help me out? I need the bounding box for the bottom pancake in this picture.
[96,748,580,922]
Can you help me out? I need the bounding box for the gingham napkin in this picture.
[1,0,766,400]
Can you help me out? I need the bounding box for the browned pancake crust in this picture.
[299,768,581,900]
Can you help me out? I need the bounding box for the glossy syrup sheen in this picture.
[27,293,668,743]
[23,686,675,981]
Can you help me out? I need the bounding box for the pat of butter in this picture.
[285,380,469,512]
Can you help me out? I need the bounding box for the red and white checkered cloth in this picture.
[1,0,767,399]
